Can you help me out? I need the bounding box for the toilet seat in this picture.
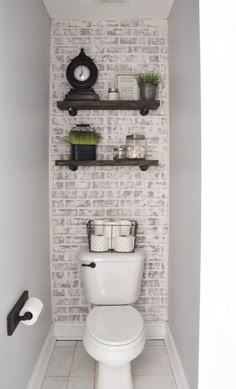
[86,306,144,346]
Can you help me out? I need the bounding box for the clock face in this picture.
[74,66,91,82]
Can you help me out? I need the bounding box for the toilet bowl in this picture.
[79,247,146,389]
[83,305,145,389]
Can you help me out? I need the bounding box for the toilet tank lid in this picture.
[79,247,146,263]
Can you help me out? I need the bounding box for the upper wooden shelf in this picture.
[57,100,160,116]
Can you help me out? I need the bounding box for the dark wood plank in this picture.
[55,159,159,167]
[57,100,160,111]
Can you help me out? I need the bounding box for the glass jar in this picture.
[126,135,146,159]
[113,146,127,160]
[108,88,119,101]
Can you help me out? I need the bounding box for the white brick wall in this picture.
[50,18,169,324]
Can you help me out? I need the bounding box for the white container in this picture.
[79,248,146,305]
[113,146,127,160]
[126,134,146,159]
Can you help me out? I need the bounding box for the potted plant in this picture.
[135,72,162,101]
[65,124,101,161]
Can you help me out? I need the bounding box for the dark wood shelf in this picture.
[57,100,160,116]
[55,159,159,171]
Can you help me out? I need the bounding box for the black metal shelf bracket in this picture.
[68,107,77,116]
[69,165,78,171]
[140,107,149,116]
[140,165,149,171]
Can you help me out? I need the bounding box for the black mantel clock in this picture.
[64,48,99,101]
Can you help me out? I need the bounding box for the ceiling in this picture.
[42,0,174,19]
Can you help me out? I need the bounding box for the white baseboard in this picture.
[54,323,85,339]
[54,321,166,340]
[145,321,166,339]
[27,325,56,389]
[165,323,190,389]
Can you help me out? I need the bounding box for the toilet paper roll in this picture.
[19,298,43,326]
[120,220,132,236]
[103,219,112,249]
[103,219,112,238]
[110,219,120,238]
[91,234,109,252]
[103,219,120,249]
[113,236,135,253]
[93,219,104,235]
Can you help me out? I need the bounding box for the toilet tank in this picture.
[79,248,145,305]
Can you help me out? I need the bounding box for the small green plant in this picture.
[65,127,102,145]
[135,72,162,86]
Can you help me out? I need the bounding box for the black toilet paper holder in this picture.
[20,311,33,321]
[7,290,32,336]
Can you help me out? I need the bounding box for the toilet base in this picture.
[96,362,134,389]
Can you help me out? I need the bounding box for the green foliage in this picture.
[65,127,102,145]
[135,72,162,86]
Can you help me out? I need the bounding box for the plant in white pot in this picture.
[135,72,162,101]
[65,124,101,161]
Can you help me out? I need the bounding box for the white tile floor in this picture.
[41,340,177,389]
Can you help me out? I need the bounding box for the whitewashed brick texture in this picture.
[50,19,169,324]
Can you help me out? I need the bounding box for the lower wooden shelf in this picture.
[55,159,159,171]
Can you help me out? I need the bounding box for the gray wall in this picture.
[168,1,201,388]
[0,1,51,388]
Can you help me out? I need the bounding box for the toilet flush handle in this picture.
[81,262,96,269]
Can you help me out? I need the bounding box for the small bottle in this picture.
[126,135,146,159]
[113,146,127,160]
[108,88,119,101]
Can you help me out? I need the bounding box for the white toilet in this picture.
[79,247,146,389]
